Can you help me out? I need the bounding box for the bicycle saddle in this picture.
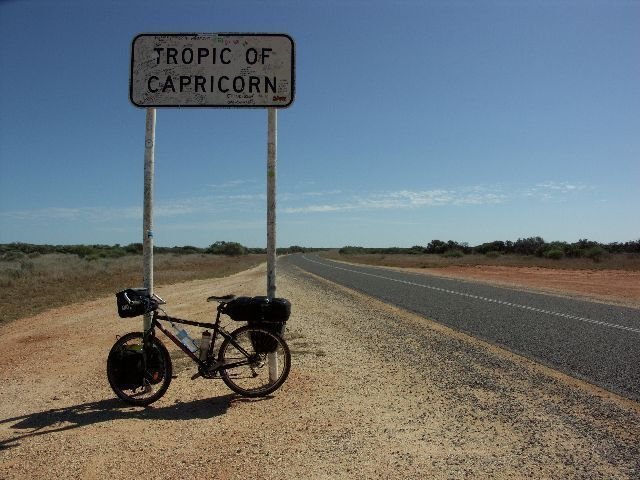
[206,294,236,303]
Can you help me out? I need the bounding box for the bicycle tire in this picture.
[107,331,172,406]
[218,325,291,397]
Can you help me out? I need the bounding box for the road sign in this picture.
[130,33,295,108]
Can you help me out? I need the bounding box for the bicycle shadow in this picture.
[0,394,271,451]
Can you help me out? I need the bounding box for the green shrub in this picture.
[207,241,248,256]
[584,246,606,263]
[515,237,546,256]
[442,249,464,258]
[543,249,564,260]
[1,251,26,261]
[485,251,501,258]
[565,245,583,258]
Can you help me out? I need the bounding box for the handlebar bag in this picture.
[116,288,149,318]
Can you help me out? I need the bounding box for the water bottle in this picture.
[199,331,212,361]
[170,322,198,353]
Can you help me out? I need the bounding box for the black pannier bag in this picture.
[223,296,291,353]
[111,344,165,388]
[260,297,291,323]
[249,328,281,354]
[111,346,144,388]
[223,296,257,322]
[224,296,291,323]
[249,297,290,353]
[116,288,149,318]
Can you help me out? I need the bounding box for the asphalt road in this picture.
[281,254,640,401]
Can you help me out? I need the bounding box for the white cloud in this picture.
[0,181,590,222]
[0,191,267,223]
[523,181,591,200]
[279,190,343,202]
[282,186,506,214]
[282,204,348,214]
[206,179,257,189]
[301,189,343,197]
[0,206,141,222]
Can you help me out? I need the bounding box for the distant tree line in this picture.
[339,237,640,261]
[0,242,322,261]
[4,238,638,263]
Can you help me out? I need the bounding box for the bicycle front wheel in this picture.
[218,325,291,397]
[107,332,172,406]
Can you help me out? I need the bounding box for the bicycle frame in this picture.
[147,307,254,372]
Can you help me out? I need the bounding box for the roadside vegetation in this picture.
[326,237,640,271]
[4,238,638,324]
[0,242,319,324]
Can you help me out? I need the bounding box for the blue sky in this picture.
[0,0,638,248]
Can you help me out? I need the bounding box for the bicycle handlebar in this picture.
[122,290,165,307]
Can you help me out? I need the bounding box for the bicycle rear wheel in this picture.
[218,325,291,397]
[107,332,172,406]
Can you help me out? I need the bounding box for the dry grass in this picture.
[0,253,265,324]
[322,251,640,271]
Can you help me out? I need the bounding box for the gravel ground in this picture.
[0,263,638,479]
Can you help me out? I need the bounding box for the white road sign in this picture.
[130,33,295,108]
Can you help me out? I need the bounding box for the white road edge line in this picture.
[301,256,640,335]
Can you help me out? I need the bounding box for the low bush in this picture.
[206,241,248,256]
[543,249,564,260]
[584,246,606,263]
[1,251,26,261]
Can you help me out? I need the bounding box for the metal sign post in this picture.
[266,108,279,381]
[267,108,277,299]
[142,108,156,332]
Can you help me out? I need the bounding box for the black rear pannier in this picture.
[116,288,151,318]
[262,297,291,323]
[249,322,286,354]
[223,296,257,322]
[223,296,291,353]
[224,296,291,323]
